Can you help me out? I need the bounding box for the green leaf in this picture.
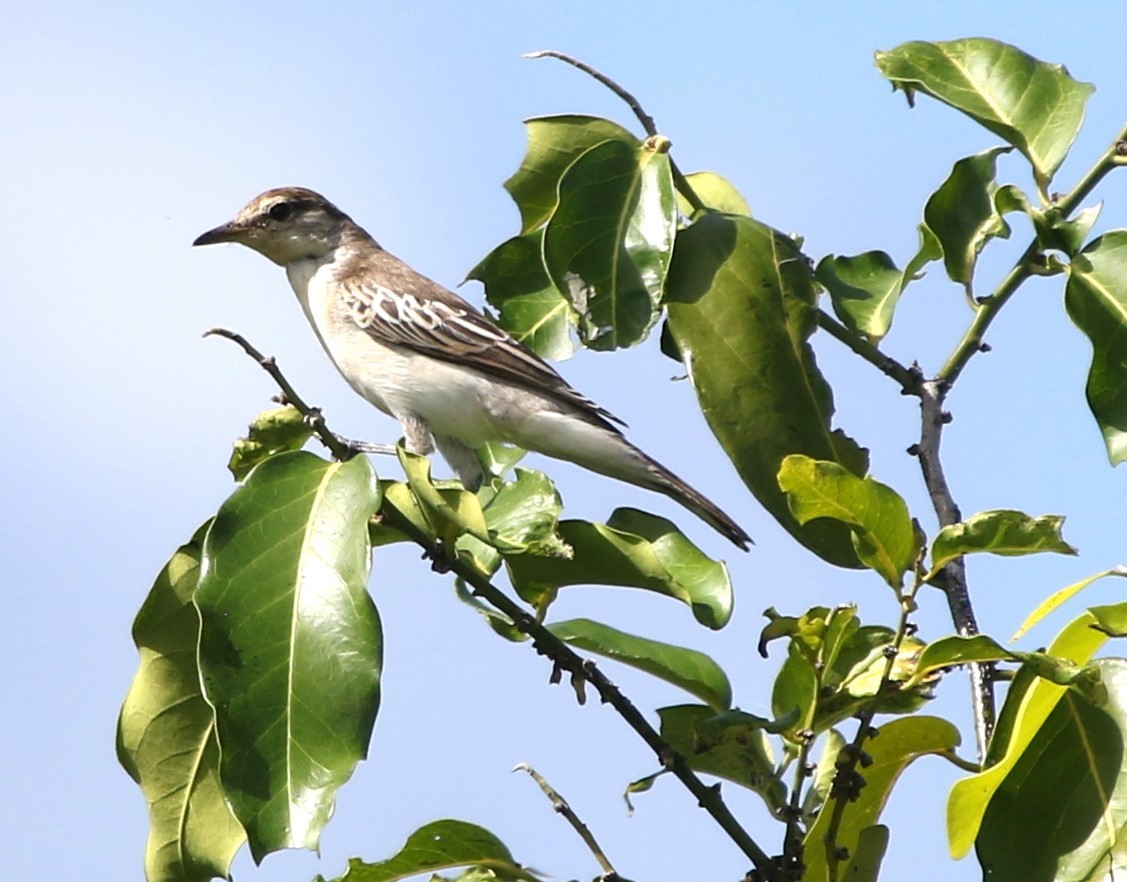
[976,659,1127,881]
[547,618,732,710]
[815,250,906,341]
[778,456,917,589]
[1011,568,1127,641]
[655,705,787,815]
[903,634,1015,689]
[875,38,1094,191]
[843,826,891,882]
[544,137,676,350]
[902,223,943,290]
[922,147,1013,298]
[803,717,958,881]
[505,508,733,629]
[195,452,383,862]
[467,229,576,361]
[929,509,1078,574]
[948,609,1111,858]
[1065,231,1127,464]
[316,819,537,882]
[1090,601,1127,638]
[482,468,569,557]
[398,447,492,548]
[117,523,246,882]
[228,405,313,481]
[1033,202,1102,257]
[504,114,637,233]
[676,171,752,218]
[664,213,869,568]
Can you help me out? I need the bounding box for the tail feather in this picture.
[638,454,753,551]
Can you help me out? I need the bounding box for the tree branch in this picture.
[814,311,920,392]
[515,764,621,880]
[525,49,707,214]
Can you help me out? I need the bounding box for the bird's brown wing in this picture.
[338,248,626,430]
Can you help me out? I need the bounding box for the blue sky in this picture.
[4,3,1127,880]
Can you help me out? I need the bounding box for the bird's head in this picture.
[193,187,351,266]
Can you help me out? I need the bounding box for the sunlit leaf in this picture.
[467,229,576,361]
[482,468,569,557]
[195,452,383,862]
[1090,601,1127,638]
[505,508,733,629]
[948,610,1111,858]
[504,114,637,233]
[676,170,752,218]
[1011,568,1127,641]
[547,618,732,710]
[117,523,246,882]
[922,147,1013,298]
[1033,202,1102,257]
[1065,231,1127,464]
[544,137,676,350]
[665,213,869,568]
[778,455,917,589]
[977,660,1127,881]
[903,635,1015,689]
[228,405,313,481]
[929,509,1077,575]
[875,38,1094,191]
[316,819,537,882]
[815,251,905,341]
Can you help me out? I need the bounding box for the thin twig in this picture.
[212,325,778,879]
[515,764,620,880]
[814,311,920,393]
[205,327,397,460]
[525,49,707,214]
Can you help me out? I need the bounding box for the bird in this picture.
[193,187,751,550]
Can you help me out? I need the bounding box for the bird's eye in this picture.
[268,202,293,221]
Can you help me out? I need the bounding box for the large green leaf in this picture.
[664,213,869,568]
[504,114,637,233]
[118,524,246,882]
[923,147,1013,298]
[544,137,676,349]
[778,456,917,590]
[316,819,537,882]
[929,509,1077,574]
[976,660,1127,881]
[815,250,906,342]
[505,508,733,629]
[1065,231,1127,465]
[547,618,732,710]
[467,229,576,361]
[875,38,1094,191]
[802,717,960,881]
[195,452,383,862]
[655,705,787,815]
[948,610,1111,858]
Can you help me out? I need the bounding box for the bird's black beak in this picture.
[193,222,244,247]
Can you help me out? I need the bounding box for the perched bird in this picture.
[193,187,751,549]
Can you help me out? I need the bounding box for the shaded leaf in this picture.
[929,509,1077,575]
[505,508,733,629]
[665,213,869,568]
[778,455,917,589]
[195,452,383,862]
[482,468,569,557]
[815,251,905,341]
[902,223,943,290]
[1090,601,1127,638]
[922,147,1013,298]
[117,523,246,882]
[467,230,576,361]
[843,825,890,882]
[1011,568,1127,641]
[803,717,958,881]
[228,405,313,481]
[676,170,752,218]
[875,38,1094,191]
[504,114,637,233]
[655,705,787,815]
[316,819,537,882]
[547,618,732,710]
[1065,231,1127,464]
[977,660,1127,881]
[948,609,1112,857]
[398,448,492,547]
[1033,202,1102,257]
[544,137,676,350]
[904,634,1014,689]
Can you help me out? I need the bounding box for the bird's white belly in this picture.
[287,259,500,444]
